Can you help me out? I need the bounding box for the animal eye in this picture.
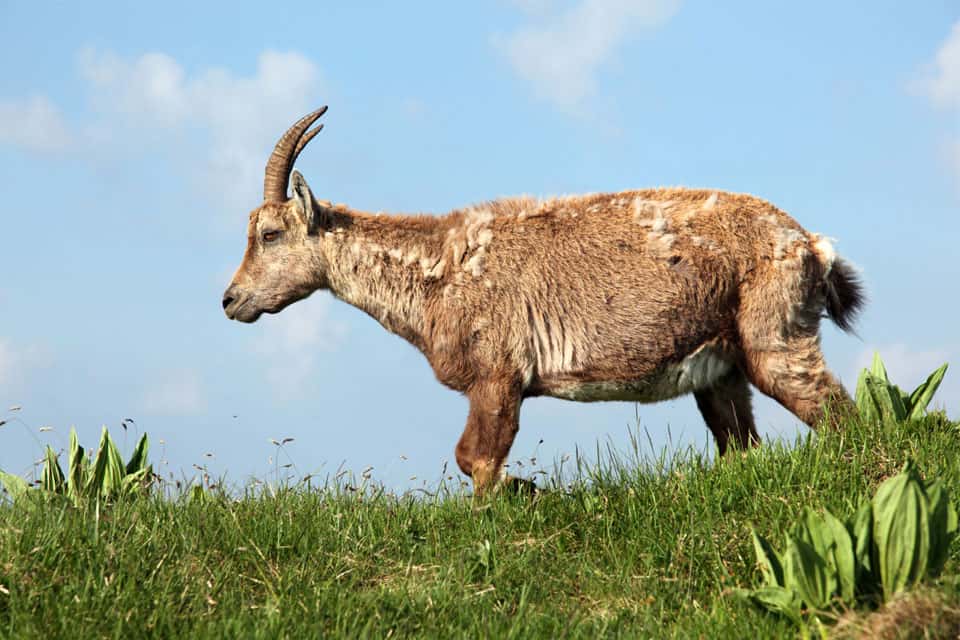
[262,230,281,243]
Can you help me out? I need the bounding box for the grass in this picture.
[1,414,959,639]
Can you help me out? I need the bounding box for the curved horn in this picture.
[262,106,328,202]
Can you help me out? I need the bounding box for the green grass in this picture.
[2,415,960,639]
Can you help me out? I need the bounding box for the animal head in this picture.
[222,107,331,323]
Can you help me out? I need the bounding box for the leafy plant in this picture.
[738,461,958,631]
[0,426,153,505]
[856,352,947,423]
[468,539,496,582]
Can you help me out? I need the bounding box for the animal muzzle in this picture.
[222,284,252,321]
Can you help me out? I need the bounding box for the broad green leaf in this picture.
[0,470,29,502]
[860,374,888,422]
[784,536,832,609]
[103,431,126,496]
[871,352,890,384]
[822,510,855,604]
[68,427,86,504]
[848,500,875,591]
[737,586,803,627]
[86,426,111,499]
[873,462,930,599]
[120,467,149,494]
[752,529,784,587]
[125,434,149,475]
[791,509,839,601]
[887,384,908,422]
[899,389,912,413]
[926,479,958,575]
[791,508,826,553]
[41,446,65,494]
[907,364,948,421]
[855,369,878,422]
[190,484,206,504]
[863,375,906,422]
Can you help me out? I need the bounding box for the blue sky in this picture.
[1,1,958,491]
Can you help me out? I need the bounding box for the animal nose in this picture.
[222,286,236,311]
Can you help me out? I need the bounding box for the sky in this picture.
[1,1,958,491]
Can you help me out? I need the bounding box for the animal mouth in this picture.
[225,298,262,323]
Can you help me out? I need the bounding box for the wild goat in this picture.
[223,107,865,494]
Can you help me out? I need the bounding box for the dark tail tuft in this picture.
[825,258,866,333]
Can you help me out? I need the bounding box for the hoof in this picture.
[504,475,539,496]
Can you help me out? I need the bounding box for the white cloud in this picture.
[494,0,680,112]
[3,49,323,213]
[142,370,206,415]
[0,339,54,391]
[0,95,72,153]
[917,21,960,188]
[77,48,322,212]
[922,20,960,108]
[253,294,346,395]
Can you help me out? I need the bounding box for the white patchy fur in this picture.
[774,228,806,260]
[544,345,732,403]
[812,234,837,276]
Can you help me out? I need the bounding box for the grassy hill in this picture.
[2,413,959,638]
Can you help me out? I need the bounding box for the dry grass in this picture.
[833,590,960,640]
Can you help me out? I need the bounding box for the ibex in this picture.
[223,107,865,494]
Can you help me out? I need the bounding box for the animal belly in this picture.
[540,345,734,403]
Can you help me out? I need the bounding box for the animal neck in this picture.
[319,205,450,351]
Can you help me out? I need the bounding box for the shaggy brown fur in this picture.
[223,110,865,494]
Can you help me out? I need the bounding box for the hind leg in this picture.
[694,368,760,455]
[742,331,853,430]
[737,246,855,429]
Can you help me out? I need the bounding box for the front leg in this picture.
[454,377,524,496]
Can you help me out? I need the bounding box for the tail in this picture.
[812,236,866,333]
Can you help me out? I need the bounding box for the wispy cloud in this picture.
[917,20,960,188]
[920,20,960,108]
[493,0,680,113]
[253,294,346,396]
[1,49,323,213]
[0,338,53,392]
[0,95,72,153]
[77,48,323,212]
[142,369,206,415]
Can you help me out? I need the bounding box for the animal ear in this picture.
[291,170,327,233]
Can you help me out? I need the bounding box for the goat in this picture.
[223,107,865,494]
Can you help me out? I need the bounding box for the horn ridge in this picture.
[262,106,328,202]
